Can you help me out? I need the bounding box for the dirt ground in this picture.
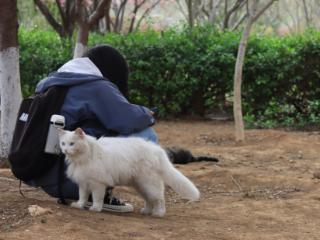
[1,120,320,240]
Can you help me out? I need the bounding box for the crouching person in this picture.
[11,45,157,212]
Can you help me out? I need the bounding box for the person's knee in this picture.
[41,181,79,200]
[41,185,60,198]
[147,128,158,143]
[133,127,158,143]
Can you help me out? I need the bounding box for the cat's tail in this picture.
[160,151,200,201]
[195,156,219,162]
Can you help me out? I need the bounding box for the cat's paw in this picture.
[151,209,165,218]
[70,202,85,209]
[89,205,103,212]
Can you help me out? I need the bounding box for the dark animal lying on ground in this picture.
[165,147,219,164]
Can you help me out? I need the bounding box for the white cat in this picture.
[58,128,200,217]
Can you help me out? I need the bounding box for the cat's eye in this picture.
[61,142,65,146]
[69,142,74,146]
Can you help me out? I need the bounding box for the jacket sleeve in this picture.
[89,81,155,135]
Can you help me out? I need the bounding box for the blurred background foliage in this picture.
[19,26,320,128]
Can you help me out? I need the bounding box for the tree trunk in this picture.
[232,0,276,142]
[187,0,194,28]
[128,8,138,33]
[302,0,311,28]
[233,19,253,141]
[0,0,22,160]
[104,0,112,32]
[113,0,128,33]
[73,0,109,58]
[73,22,89,58]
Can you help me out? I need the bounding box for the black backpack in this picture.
[9,86,69,182]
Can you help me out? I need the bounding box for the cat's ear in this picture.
[57,128,66,136]
[75,128,85,139]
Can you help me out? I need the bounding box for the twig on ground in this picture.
[210,191,242,196]
[272,188,301,197]
[208,187,301,198]
[231,175,243,192]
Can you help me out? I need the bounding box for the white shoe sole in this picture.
[85,202,134,213]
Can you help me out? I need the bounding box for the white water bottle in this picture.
[44,114,65,155]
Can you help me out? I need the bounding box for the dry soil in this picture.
[1,120,320,240]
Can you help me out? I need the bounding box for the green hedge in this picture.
[243,31,320,128]
[19,29,72,96]
[19,27,320,128]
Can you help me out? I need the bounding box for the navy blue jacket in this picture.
[36,72,155,137]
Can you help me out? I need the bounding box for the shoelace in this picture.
[104,189,125,206]
[108,197,125,206]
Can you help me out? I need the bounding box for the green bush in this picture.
[19,27,320,128]
[89,27,239,117]
[242,29,320,128]
[19,29,72,96]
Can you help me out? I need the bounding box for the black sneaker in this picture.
[86,190,134,213]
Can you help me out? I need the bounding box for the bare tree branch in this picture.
[128,0,147,33]
[104,0,112,32]
[88,0,109,28]
[251,0,277,22]
[55,0,67,28]
[187,0,194,28]
[223,0,247,30]
[208,0,223,24]
[175,0,188,21]
[134,0,161,32]
[201,1,210,18]
[34,0,65,37]
[75,0,86,25]
[114,0,128,33]
[302,0,311,27]
[231,11,248,31]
